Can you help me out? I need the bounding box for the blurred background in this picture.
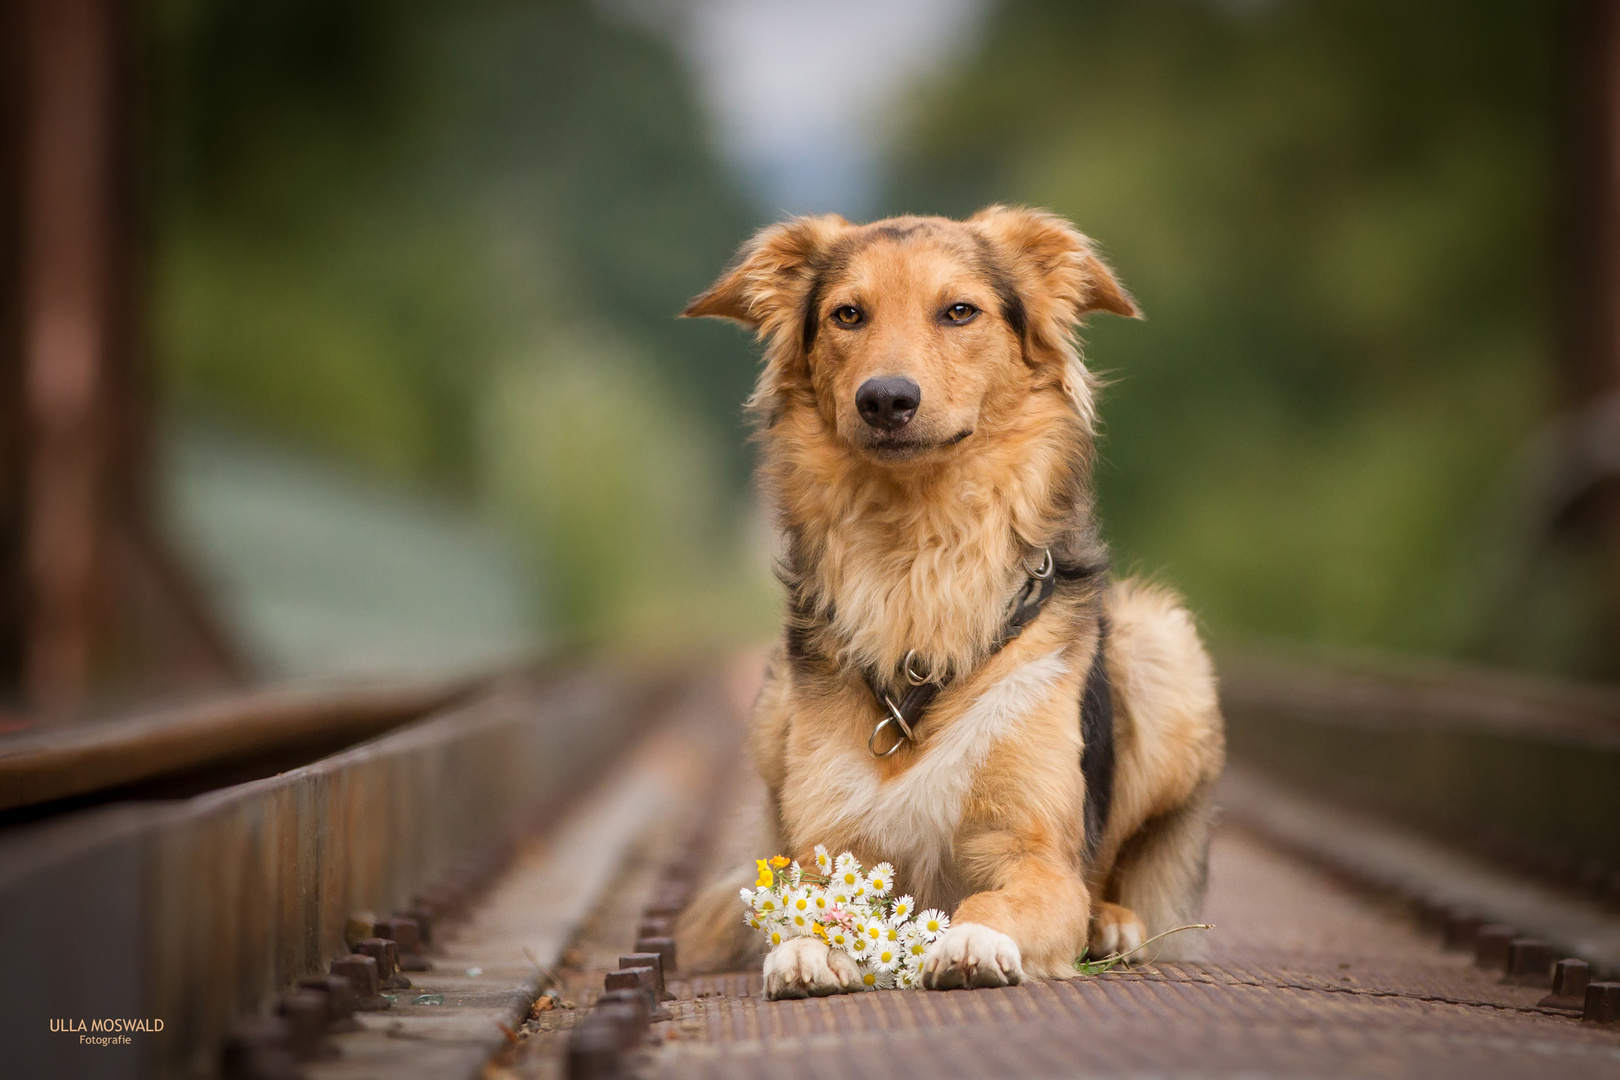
[3,0,1617,721]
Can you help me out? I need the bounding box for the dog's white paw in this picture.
[762,936,862,1000]
[921,922,1024,990]
[1090,902,1146,959]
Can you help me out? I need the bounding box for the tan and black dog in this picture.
[676,206,1225,997]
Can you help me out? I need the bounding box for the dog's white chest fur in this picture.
[808,648,1069,901]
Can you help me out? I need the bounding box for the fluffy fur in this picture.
[676,207,1225,994]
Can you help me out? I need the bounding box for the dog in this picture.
[675,206,1225,997]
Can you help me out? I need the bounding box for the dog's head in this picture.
[683,206,1138,468]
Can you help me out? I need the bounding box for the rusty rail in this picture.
[0,662,676,1079]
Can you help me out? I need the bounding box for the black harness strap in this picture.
[862,551,1059,756]
[1079,617,1115,860]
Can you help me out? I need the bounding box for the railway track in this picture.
[1,652,1618,1078]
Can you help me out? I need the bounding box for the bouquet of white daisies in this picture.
[740,846,948,990]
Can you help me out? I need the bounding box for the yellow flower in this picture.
[813,923,828,940]
[770,855,791,869]
[755,859,774,888]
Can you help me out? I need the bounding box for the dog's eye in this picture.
[832,306,863,326]
[943,303,978,324]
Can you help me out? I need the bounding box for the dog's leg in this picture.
[673,862,768,975]
[1103,786,1215,962]
[922,846,1089,987]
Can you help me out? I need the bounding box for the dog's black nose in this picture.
[856,376,921,432]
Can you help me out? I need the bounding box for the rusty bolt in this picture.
[596,988,650,1034]
[608,964,671,1022]
[1583,981,1620,1024]
[403,905,436,946]
[635,935,677,975]
[331,953,392,1011]
[1473,925,1514,970]
[1442,910,1484,950]
[566,1018,623,1080]
[297,974,361,1033]
[356,937,412,990]
[276,990,335,1061]
[1553,959,1591,1001]
[1505,939,1552,985]
[220,1017,299,1080]
[375,916,431,972]
[621,952,673,1000]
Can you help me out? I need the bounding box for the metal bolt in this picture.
[1473,924,1514,970]
[1553,959,1591,1000]
[645,887,685,918]
[403,905,436,946]
[1505,939,1552,985]
[220,1017,299,1080]
[298,974,362,1033]
[635,935,677,975]
[1442,910,1484,950]
[1583,981,1620,1024]
[606,966,670,1021]
[375,916,431,972]
[566,1018,623,1079]
[621,952,673,1000]
[277,990,335,1060]
[356,937,412,990]
[596,989,649,1034]
[331,953,392,1011]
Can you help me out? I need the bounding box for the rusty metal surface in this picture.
[0,665,665,1079]
[647,829,1620,1079]
[0,673,481,812]
[1220,652,1620,891]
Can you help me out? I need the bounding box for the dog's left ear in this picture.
[970,205,1140,325]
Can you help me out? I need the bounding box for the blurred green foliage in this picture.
[887,0,1567,665]
[144,0,777,644]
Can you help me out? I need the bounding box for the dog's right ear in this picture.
[681,214,849,331]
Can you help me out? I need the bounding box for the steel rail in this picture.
[0,676,485,815]
[0,663,673,1079]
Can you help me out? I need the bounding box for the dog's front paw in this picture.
[1090,901,1146,958]
[763,936,862,1000]
[921,922,1024,990]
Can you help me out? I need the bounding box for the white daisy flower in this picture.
[881,922,903,944]
[826,926,852,951]
[789,909,814,936]
[787,861,803,888]
[872,944,901,971]
[847,935,871,959]
[897,967,920,989]
[740,887,755,905]
[829,886,855,905]
[834,852,861,877]
[809,888,831,915]
[835,867,864,894]
[753,892,780,916]
[865,863,895,897]
[906,937,928,960]
[767,927,787,948]
[918,909,950,940]
[864,921,883,943]
[788,889,813,916]
[860,968,895,990]
[744,912,764,930]
[891,895,914,920]
[814,845,832,873]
